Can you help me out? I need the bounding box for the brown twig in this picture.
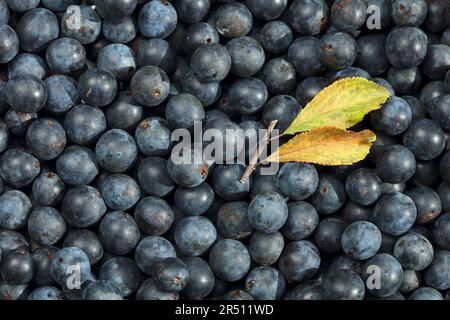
[240,120,278,183]
[267,133,285,143]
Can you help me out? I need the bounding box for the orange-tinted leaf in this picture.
[267,127,376,165]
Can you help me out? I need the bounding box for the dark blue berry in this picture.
[63,229,103,265]
[226,36,265,77]
[386,27,428,69]
[279,240,320,283]
[135,117,172,156]
[372,192,417,236]
[166,94,205,130]
[259,21,293,55]
[209,239,250,282]
[362,253,403,297]
[50,247,91,289]
[322,269,365,300]
[61,185,106,228]
[320,32,357,70]
[0,148,40,188]
[138,0,177,39]
[393,232,434,271]
[288,0,329,35]
[331,0,367,32]
[1,248,33,285]
[98,44,137,81]
[5,74,47,113]
[78,68,117,107]
[46,37,86,75]
[28,207,66,246]
[151,257,189,293]
[99,211,140,255]
[8,53,47,80]
[191,43,231,83]
[174,0,211,24]
[213,2,253,38]
[0,25,18,64]
[99,257,142,298]
[262,58,297,95]
[216,201,253,240]
[61,5,102,45]
[245,0,287,21]
[95,129,138,173]
[211,164,250,201]
[137,157,175,197]
[137,38,176,74]
[310,174,347,215]
[405,185,442,224]
[174,216,216,256]
[134,196,173,236]
[174,183,214,216]
[17,8,59,53]
[131,66,170,107]
[102,17,136,44]
[278,162,318,201]
[44,75,79,114]
[376,145,416,183]
[181,257,214,299]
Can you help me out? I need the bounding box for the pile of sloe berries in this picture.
[0,0,450,301]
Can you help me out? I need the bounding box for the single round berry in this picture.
[100,174,140,211]
[17,8,59,53]
[135,117,172,156]
[310,174,347,215]
[226,36,265,77]
[78,69,118,107]
[279,241,321,283]
[26,118,67,160]
[278,163,318,201]
[393,233,434,271]
[362,254,403,297]
[372,192,417,236]
[191,43,231,83]
[61,5,102,45]
[403,118,445,161]
[320,32,357,70]
[138,0,177,39]
[385,27,428,69]
[99,211,140,256]
[174,216,217,257]
[0,25,19,64]
[376,144,416,183]
[345,168,382,206]
[46,37,86,75]
[5,74,47,113]
[288,0,329,35]
[213,2,253,38]
[209,239,251,282]
[151,257,190,293]
[95,129,138,173]
[131,66,170,107]
[248,192,288,234]
[98,44,137,81]
[134,196,174,236]
[61,185,106,228]
[341,221,381,261]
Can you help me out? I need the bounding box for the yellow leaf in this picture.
[284,77,390,135]
[266,127,376,165]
